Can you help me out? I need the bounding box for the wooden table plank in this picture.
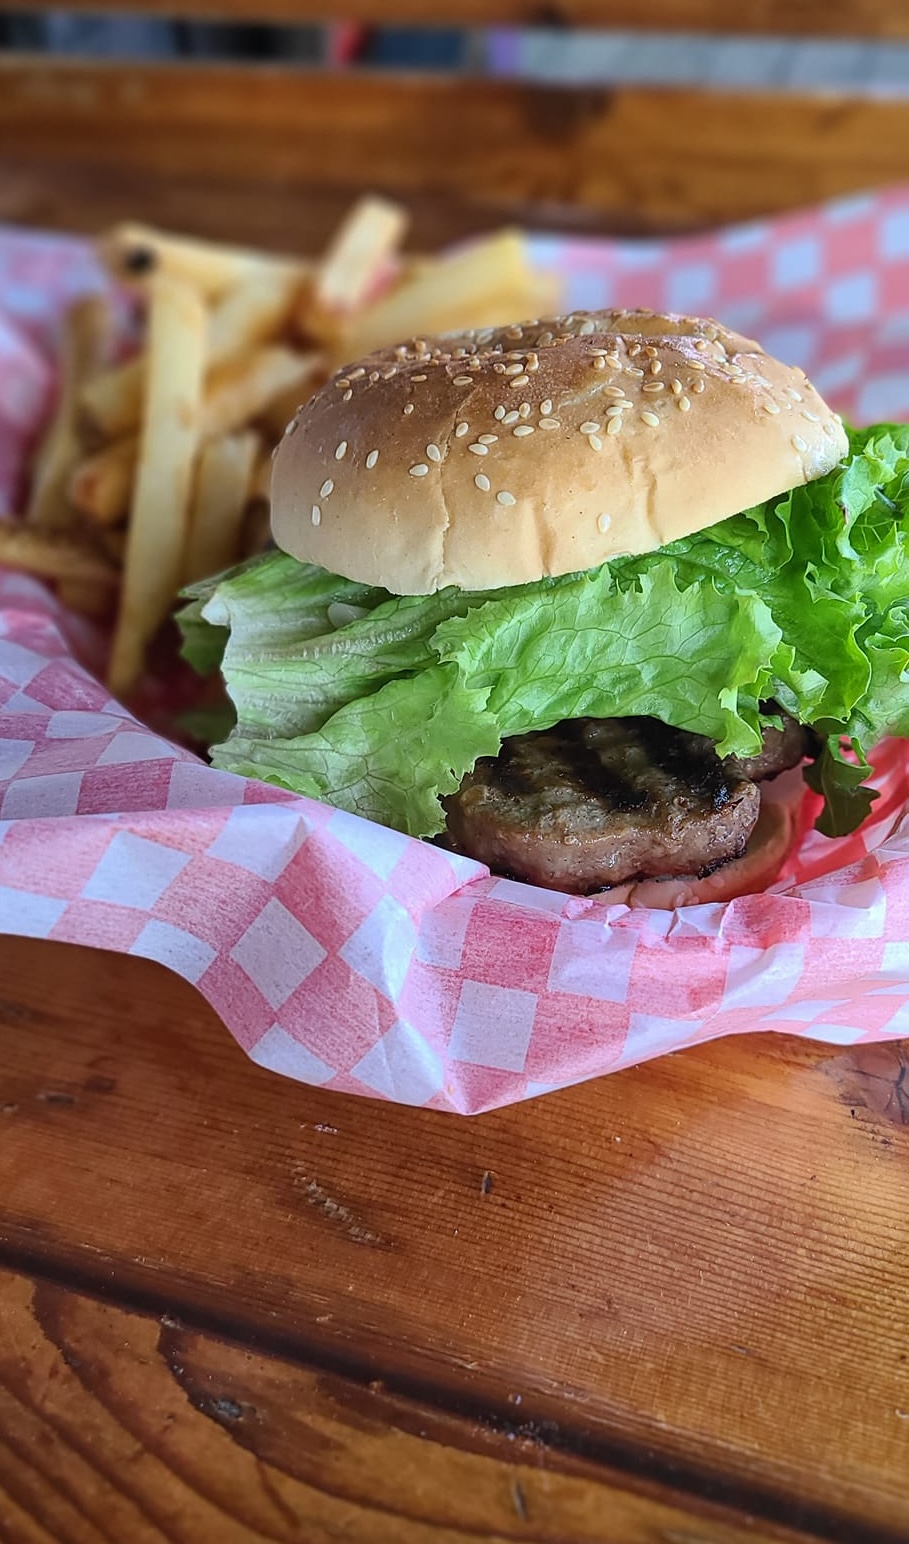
[0,1264,828,1544]
[3,63,909,235]
[2,935,908,1540]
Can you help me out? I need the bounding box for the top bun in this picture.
[271,308,848,594]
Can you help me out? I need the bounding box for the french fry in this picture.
[27,293,113,528]
[108,274,207,697]
[201,347,323,440]
[57,578,118,621]
[255,369,329,442]
[68,436,139,526]
[421,273,564,340]
[305,194,408,342]
[79,354,145,441]
[334,229,540,361]
[183,430,259,586]
[98,525,128,565]
[0,520,119,586]
[239,499,273,560]
[98,223,304,302]
[208,266,310,372]
[249,444,273,509]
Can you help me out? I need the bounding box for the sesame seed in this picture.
[493,363,507,374]
[504,362,525,375]
[403,403,415,415]
[788,388,803,401]
[510,374,531,388]
[677,395,691,413]
[494,406,506,420]
[628,343,642,358]
[518,402,532,419]
[311,504,321,525]
[644,345,658,358]
[602,385,626,398]
[606,416,623,435]
[475,473,491,492]
[691,378,706,394]
[455,421,469,436]
[366,450,379,469]
[370,371,380,383]
[689,359,706,371]
[803,409,820,422]
[283,419,296,437]
[426,443,442,463]
[579,319,597,335]
[592,356,606,370]
[670,378,683,395]
[496,490,517,506]
[478,433,498,445]
[383,367,397,379]
[537,330,554,346]
[453,375,473,386]
[626,366,645,378]
[343,390,353,402]
[539,418,561,430]
[412,374,427,383]
[597,513,612,533]
[580,420,600,434]
[642,381,664,394]
[513,425,534,437]
[605,404,624,418]
[650,360,663,375]
[762,401,781,415]
[409,463,430,477]
[588,433,604,451]
[641,410,660,428]
[694,339,709,353]
[319,478,334,497]
[335,440,348,460]
[349,367,366,380]
[503,410,520,426]
[792,434,808,453]
[468,443,489,456]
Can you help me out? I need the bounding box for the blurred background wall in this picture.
[3,16,909,90]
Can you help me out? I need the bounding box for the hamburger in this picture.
[181,308,909,905]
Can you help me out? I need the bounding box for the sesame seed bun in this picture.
[271,309,848,594]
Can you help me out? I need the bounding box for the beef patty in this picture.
[442,714,808,895]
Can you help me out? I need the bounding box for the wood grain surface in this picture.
[9,0,909,38]
[3,62,909,238]
[2,934,909,1542]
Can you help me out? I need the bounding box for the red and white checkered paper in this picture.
[4,194,909,1115]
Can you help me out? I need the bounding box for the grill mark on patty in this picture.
[630,716,731,809]
[491,722,649,811]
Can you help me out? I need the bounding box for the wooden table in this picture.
[2,930,908,1542]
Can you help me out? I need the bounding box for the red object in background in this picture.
[325,23,371,65]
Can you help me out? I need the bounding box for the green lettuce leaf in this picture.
[179,423,909,840]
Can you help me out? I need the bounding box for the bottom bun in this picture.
[598,768,805,910]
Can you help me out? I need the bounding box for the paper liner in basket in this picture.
[2,196,909,1115]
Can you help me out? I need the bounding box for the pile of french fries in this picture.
[0,195,560,700]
